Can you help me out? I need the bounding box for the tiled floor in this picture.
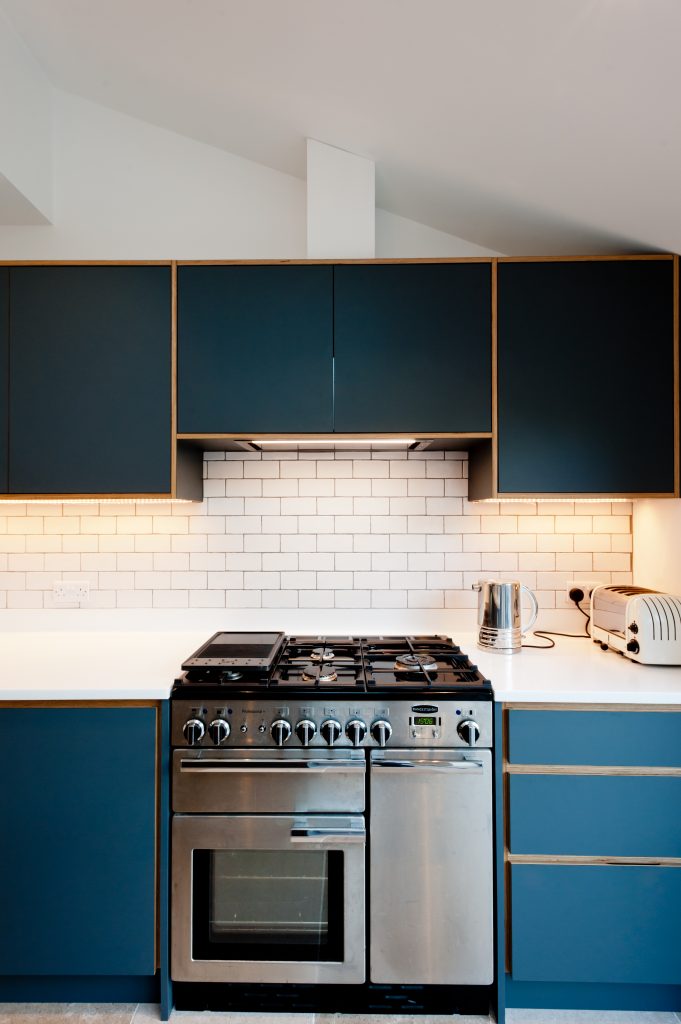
[0,1006,679,1024]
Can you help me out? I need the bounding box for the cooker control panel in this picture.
[172,699,492,749]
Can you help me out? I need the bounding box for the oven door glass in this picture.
[172,813,366,984]
[192,848,344,961]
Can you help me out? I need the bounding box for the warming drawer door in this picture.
[369,748,493,985]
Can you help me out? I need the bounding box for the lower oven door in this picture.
[171,812,366,984]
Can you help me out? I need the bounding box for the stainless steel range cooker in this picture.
[170,632,494,1015]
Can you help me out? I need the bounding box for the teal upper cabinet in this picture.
[178,264,334,434]
[497,257,677,495]
[0,269,7,493]
[9,266,171,494]
[333,262,492,433]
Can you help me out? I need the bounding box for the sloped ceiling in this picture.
[2,0,679,255]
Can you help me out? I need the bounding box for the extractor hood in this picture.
[176,434,492,453]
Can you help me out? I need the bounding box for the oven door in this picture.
[172,812,366,984]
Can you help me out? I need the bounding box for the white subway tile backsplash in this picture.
[372,589,407,608]
[336,478,372,496]
[0,453,632,612]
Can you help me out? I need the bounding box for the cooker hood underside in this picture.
[177,434,492,453]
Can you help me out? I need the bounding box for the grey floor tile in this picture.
[134,1006,315,1024]
[314,1016,488,1023]
[506,1010,680,1024]
[0,1006,137,1024]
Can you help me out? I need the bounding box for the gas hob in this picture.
[171,633,492,750]
[174,634,490,699]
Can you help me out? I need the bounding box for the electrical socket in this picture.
[53,580,90,606]
[565,579,602,604]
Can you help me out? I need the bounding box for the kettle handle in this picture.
[521,585,539,632]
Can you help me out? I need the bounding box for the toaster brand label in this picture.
[411,704,439,714]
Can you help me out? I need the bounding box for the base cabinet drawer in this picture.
[509,774,681,857]
[508,710,681,767]
[511,864,681,985]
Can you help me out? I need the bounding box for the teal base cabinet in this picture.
[0,706,159,1000]
[497,705,681,1020]
[511,864,681,985]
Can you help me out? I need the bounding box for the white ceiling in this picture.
[2,0,680,255]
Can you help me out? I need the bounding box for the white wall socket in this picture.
[565,579,603,604]
[53,580,90,605]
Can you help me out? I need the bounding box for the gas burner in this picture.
[310,647,335,662]
[221,670,243,682]
[302,664,338,684]
[394,653,438,673]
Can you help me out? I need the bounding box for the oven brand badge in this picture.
[411,704,439,714]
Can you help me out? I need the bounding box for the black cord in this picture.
[522,600,591,649]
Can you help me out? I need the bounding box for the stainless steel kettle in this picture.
[472,579,539,654]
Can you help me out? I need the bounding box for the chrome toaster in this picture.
[591,585,681,666]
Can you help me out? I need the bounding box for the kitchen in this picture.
[1,3,681,1024]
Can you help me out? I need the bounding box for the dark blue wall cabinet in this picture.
[178,265,333,433]
[9,266,171,494]
[511,865,681,985]
[0,707,156,976]
[0,269,7,493]
[509,774,681,857]
[334,263,492,432]
[497,257,676,494]
[508,709,681,767]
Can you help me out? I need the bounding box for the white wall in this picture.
[307,139,375,258]
[0,91,306,259]
[376,209,499,258]
[633,500,681,593]
[0,90,499,259]
[0,7,53,223]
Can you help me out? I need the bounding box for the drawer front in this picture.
[509,774,681,857]
[511,864,681,985]
[508,709,681,767]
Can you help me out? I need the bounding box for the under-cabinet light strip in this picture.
[252,438,417,447]
[0,498,195,505]
[476,497,634,503]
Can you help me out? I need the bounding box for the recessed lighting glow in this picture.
[474,497,633,504]
[0,498,194,505]
[252,438,417,447]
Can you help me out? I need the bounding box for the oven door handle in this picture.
[373,758,484,771]
[290,825,366,844]
[179,758,365,774]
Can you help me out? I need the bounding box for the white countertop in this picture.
[1,623,681,704]
[0,630,207,701]
[468,632,681,705]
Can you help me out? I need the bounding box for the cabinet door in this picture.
[9,266,171,494]
[178,265,333,433]
[511,864,681,985]
[0,707,156,976]
[334,263,492,433]
[507,709,681,767]
[509,774,681,857]
[497,258,676,494]
[0,269,7,492]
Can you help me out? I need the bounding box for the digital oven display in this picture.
[413,716,437,726]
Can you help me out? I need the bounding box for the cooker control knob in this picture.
[296,719,317,746]
[457,719,480,746]
[320,719,342,746]
[346,718,367,747]
[183,718,205,746]
[208,718,230,746]
[371,720,393,748]
[271,719,292,746]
